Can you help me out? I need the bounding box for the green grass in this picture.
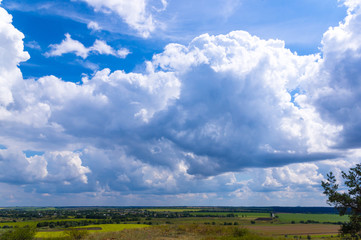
[277,213,348,223]
[35,223,150,238]
[0,221,37,228]
[36,231,66,239]
[238,212,271,217]
[187,212,271,219]
[0,218,99,228]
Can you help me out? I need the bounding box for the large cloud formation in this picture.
[0,0,361,205]
[306,0,361,149]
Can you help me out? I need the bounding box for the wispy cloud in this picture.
[87,21,101,31]
[80,0,168,38]
[26,40,41,50]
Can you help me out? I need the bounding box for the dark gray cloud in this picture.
[306,3,361,149]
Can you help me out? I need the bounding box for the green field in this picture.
[0,221,37,228]
[35,224,150,238]
[188,211,270,218]
[277,213,348,223]
[0,218,97,228]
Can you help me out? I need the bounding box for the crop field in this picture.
[277,213,348,223]
[35,224,150,238]
[0,218,97,228]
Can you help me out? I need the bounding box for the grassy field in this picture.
[247,224,340,236]
[0,218,98,228]
[73,224,342,240]
[276,213,348,223]
[83,224,287,240]
[0,221,37,228]
[35,224,150,238]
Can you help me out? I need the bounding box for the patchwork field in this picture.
[35,224,150,238]
[0,207,349,239]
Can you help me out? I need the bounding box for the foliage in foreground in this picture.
[322,163,361,238]
[85,224,287,240]
[64,229,89,240]
[0,226,36,240]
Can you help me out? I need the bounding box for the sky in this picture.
[0,0,360,207]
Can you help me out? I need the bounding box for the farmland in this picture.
[0,206,348,239]
[247,224,340,236]
[277,213,348,224]
[35,224,150,238]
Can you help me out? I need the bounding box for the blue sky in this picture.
[0,0,360,206]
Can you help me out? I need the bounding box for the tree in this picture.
[321,163,361,237]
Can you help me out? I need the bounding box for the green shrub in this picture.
[64,229,89,240]
[0,226,36,240]
[233,227,249,237]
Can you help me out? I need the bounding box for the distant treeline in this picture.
[36,219,139,228]
[196,207,340,214]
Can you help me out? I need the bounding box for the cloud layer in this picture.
[1,0,361,205]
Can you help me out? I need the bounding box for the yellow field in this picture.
[36,224,150,238]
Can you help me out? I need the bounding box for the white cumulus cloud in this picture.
[2,0,361,205]
[45,34,130,59]
[304,0,361,149]
[45,33,88,58]
[0,7,29,107]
